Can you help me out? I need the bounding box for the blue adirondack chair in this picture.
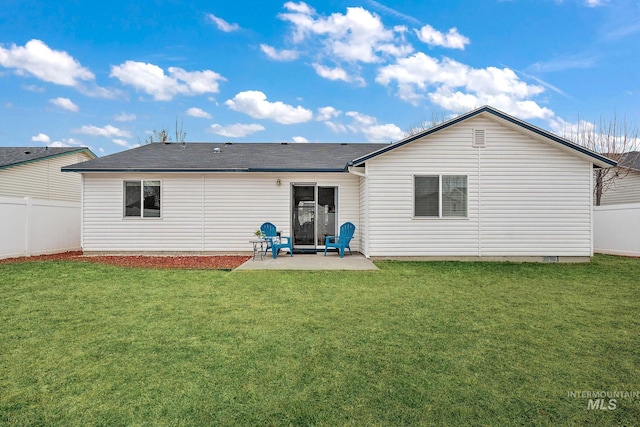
[324,222,355,258]
[260,222,293,259]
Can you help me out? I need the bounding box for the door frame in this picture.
[290,183,338,250]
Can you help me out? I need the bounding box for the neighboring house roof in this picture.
[350,105,617,168]
[61,142,387,173]
[0,147,96,170]
[617,151,640,171]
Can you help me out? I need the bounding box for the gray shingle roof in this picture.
[61,142,388,172]
[618,151,640,171]
[0,147,95,169]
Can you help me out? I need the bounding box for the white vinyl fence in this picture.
[594,203,640,257]
[0,196,81,260]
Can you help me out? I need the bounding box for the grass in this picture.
[1,255,639,426]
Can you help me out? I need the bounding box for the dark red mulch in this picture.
[0,251,250,270]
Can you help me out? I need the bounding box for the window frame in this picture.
[123,179,162,219]
[413,174,468,219]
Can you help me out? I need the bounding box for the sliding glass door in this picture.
[292,185,315,248]
[316,186,337,247]
[292,185,337,249]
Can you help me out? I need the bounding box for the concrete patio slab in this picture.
[234,252,379,271]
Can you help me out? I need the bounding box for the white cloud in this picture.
[415,25,470,50]
[292,136,309,143]
[313,63,350,82]
[324,111,403,142]
[279,4,412,63]
[225,90,313,124]
[316,106,342,121]
[346,111,377,127]
[361,123,405,142]
[548,117,592,136]
[48,141,69,147]
[0,39,94,87]
[376,52,553,119]
[260,44,300,61]
[169,67,225,94]
[79,85,121,99]
[72,124,132,139]
[186,107,212,118]
[324,121,347,133]
[114,112,136,122]
[31,133,50,143]
[283,1,315,15]
[49,97,79,112]
[110,61,226,101]
[312,63,366,85]
[428,87,554,120]
[585,0,607,6]
[112,138,135,148]
[62,138,84,146]
[207,13,240,32]
[548,116,640,152]
[345,111,404,142]
[22,84,44,92]
[210,123,265,138]
[31,134,85,147]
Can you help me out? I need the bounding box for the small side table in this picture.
[250,239,267,260]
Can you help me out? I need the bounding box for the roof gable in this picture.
[350,106,616,168]
[0,147,96,170]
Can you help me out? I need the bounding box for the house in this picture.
[593,151,640,257]
[0,147,95,201]
[0,146,96,259]
[598,151,640,205]
[62,106,615,261]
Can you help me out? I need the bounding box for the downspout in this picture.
[589,164,594,256]
[477,145,482,257]
[80,174,84,251]
[202,173,206,252]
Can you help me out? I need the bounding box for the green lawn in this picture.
[1,256,639,426]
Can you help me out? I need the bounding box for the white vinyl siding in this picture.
[365,116,593,257]
[81,172,360,252]
[478,119,592,256]
[599,168,640,205]
[0,152,92,201]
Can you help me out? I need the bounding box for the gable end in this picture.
[350,106,616,168]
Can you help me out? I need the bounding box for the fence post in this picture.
[24,197,32,257]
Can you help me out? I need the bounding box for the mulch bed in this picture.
[0,251,251,270]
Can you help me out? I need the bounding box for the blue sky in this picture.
[1,0,638,156]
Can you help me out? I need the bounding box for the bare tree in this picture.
[405,110,450,136]
[174,119,186,144]
[561,114,639,205]
[142,119,187,145]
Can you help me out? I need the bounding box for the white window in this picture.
[414,175,467,218]
[124,180,161,218]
